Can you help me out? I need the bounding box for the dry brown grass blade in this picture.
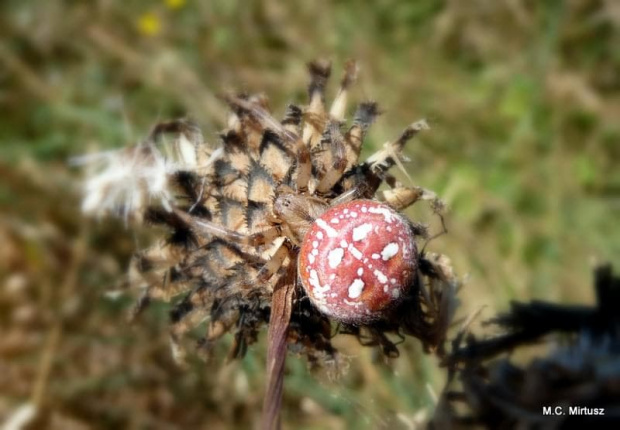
[261,264,296,430]
[0,43,57,102]
[29,222,90,425]
[87,25,225,126]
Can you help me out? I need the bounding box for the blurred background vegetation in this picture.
[1,0,618,429]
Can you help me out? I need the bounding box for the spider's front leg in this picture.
[172,207,297,288]
[173,208,282,247]
[257,239,294,283]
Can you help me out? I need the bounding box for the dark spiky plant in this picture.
[78,60,459,429]
[433,265,620,428]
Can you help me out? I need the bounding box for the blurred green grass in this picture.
[1,0,619,429]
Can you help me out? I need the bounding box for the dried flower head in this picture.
[79,60,460,428]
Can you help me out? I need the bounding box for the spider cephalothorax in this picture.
[83,60,458,374]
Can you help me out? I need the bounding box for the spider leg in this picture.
[368,328,400,358]
[256,239,293,283]
[294,139,312,194]
[329,180,373,206]
[316,120,348,195]
[302,60,331,148]
[172,208,282,247]
[344,102,380,170]
[282,104,303,135]
[379,181,447,245]
[377,184,446,243]
[422,209,448,250]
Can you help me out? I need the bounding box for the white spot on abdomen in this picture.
[352,223,373,241]
[348,244,363,260]
[309,270,321,290]
[348,279,365,299]
[309,269,330,293]
[368,206,394,223]
[374,269,388,284]
[316,218,338,238]
[381,243,399,261]
[327,248,345,269]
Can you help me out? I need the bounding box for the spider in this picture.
[93,60,459,428]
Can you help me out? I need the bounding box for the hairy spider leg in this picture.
[171,208,296,291]
[343,102,380,170]
[329,181,373,206]
[303,60,331,149]
[256,239,294,283]
[316,120,349,195]
[173,208,282,247]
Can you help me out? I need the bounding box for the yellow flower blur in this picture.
[165,0,186,10]
[137,12,161,37]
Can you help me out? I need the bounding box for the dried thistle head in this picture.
[79,60,460,428]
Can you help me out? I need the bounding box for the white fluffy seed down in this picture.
[75,142,223,221]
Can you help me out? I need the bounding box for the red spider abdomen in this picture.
[298,200,418,323]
